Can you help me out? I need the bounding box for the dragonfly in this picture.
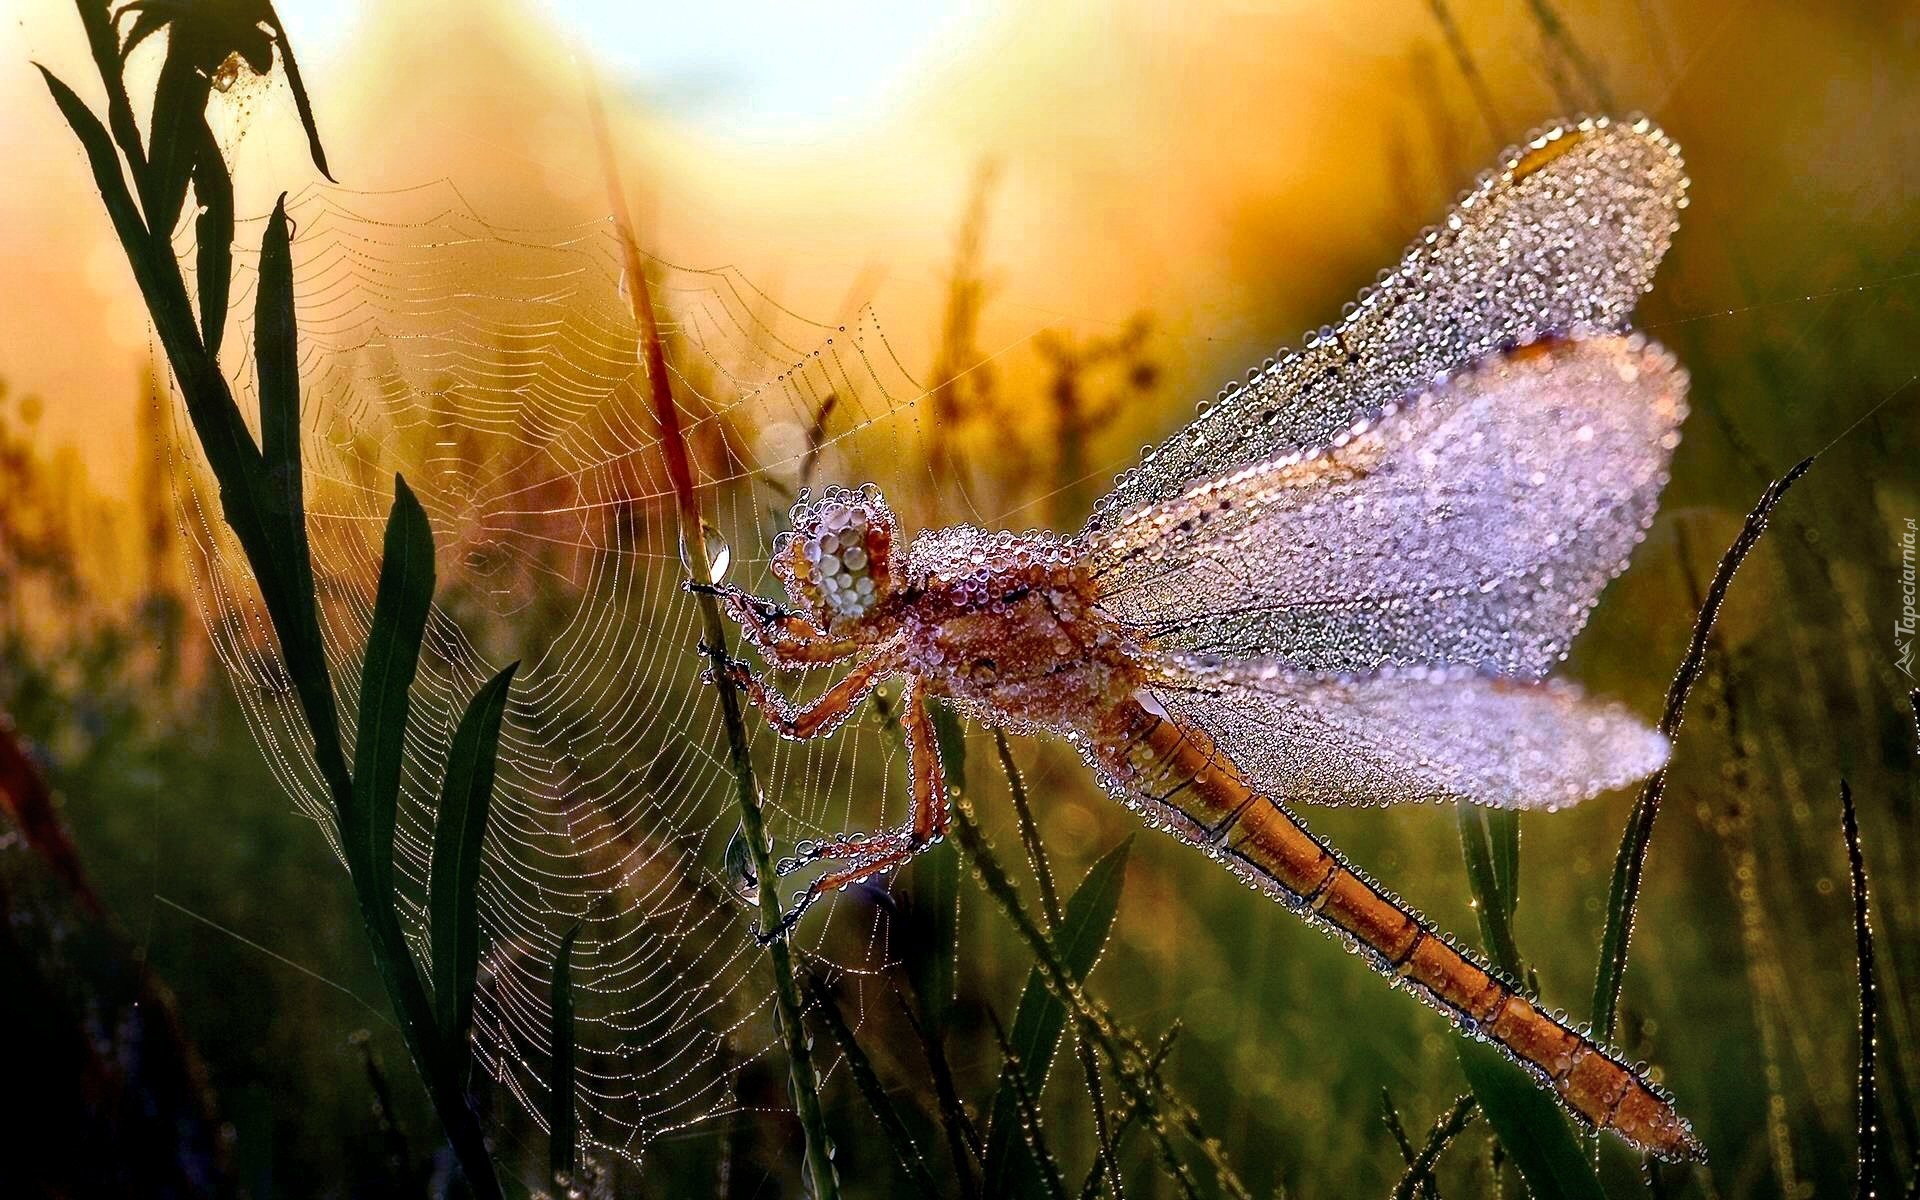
[695,116,1700,1160]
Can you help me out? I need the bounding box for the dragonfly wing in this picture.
[1145,656,1667,810]
[1087,334,1686,676]
[1086,116,1686,535]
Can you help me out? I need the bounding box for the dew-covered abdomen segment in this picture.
[1088,334,1687,678]
[1085,116,1687,531]
[1082,696,1703,1161]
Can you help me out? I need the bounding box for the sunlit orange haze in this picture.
[2,0,1911,556]
[0,7,1765,473]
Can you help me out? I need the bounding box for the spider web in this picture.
[164,180,933,1164]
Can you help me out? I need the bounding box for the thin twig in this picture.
[1078,1027,1181,1200]
[1522,0,1616,111]
[994,730,1124,1196]
[898,987,984,1197]
[805,973,941,1195]
[998,727,1062,926]
[1381,1089,1441,1200]
[1590,457,1813,1042]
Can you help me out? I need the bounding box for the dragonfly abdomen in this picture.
[1090,695,1703,1161]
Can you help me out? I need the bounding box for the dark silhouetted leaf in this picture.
[191,123,232,357]
[256,196,302,521]
[146,36,212,236]
[549,921,581,1184]
[430,662,519,1056]
[37,68,155,295]
[985,838,1132,1199]
[347,476,435,903]
[262,1,334,180]
[118,8,170,60]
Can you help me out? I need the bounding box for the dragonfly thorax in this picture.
[901,525,1145,733]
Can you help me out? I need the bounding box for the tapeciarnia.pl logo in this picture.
[1899,517,1917,679]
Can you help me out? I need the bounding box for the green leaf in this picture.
[430,662,519,1057]
[549,921,581,1184]
[1456,1041,1606,1200]
[907,839,960,1028]
[191,122,232,358]
[1488,808,1520,921]
[347,475,436,903]
[984,837,1132,1199]
[146,35,213,237]
[1456,801,1526,981]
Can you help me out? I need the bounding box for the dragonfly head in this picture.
[774,485,900,633]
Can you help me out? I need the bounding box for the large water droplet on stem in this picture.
[682,519,732,582]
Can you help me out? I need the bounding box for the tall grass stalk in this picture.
[1843,782,1881,1200]
[583,84,839,1199]
[1589,457,1813,1043]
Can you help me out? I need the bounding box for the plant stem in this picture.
[587,84,838,1200]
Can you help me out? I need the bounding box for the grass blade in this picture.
[587,78,837,1198]
[262,2,335,181]
[549,921,580,1184]
[984,839,1133,1198]
[910,702,968,1027]
[1455,750,1601,1198]
[806,973,941,1195]
[1843,782,1880,1200]
[1590,457,1812,1042]
[347,475,435,903]
[256,198,304,521]
[987,1008,1071,1200]
[430,662,519,1057]
[255,196,318,627]
[1455,1042,1604,1200]
[1456,802,1526,984]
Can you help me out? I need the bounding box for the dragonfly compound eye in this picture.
[776,485,897,626]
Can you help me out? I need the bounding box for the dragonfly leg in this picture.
[711,643,900,739]
[689,580,859,667]
[762,681,949,941]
